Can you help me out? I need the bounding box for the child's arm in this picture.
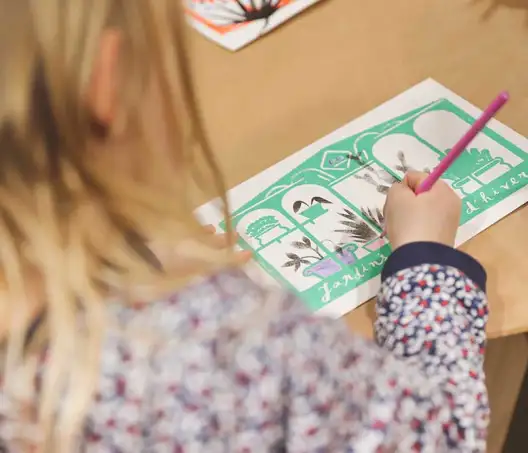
[277,249,487,452]
[281,173,488,451]
[375,243,488,450]
[375,172,488,449]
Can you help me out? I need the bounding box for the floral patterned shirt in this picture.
[2,242,490,452]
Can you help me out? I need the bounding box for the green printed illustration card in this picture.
[196,79,528,318]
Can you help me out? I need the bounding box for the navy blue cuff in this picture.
[382,242,487,292]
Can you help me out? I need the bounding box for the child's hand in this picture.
[202,225,253,265]
[384,171,461,250]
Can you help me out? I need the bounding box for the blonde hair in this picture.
[0,0,234,450]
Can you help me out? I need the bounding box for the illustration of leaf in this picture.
[339,209,357,221]
[302,236,312,247]
[336,221,377,244]
[394,150,412,173]
[351,223,377,243]
[292,241,310,249]
[293,201,304,213]
[340,221,358,228]
[361,207,385,228]
[282,261,295,268]
[294,262,301,272]
[300,259,311,264]
[286,253,300,260]
[359,173,376,185]
[311,196,332,205]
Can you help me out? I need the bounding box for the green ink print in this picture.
[215,94,528,313]
[246,215,289,248]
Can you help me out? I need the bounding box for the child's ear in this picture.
[87,29,122,128]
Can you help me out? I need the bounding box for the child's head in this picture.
[1,1,233,449]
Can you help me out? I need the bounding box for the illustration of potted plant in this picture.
[282,236,341,278]
[442,148,512,194]
[245,215,289,248]
[293,196,332,223]
[335,208,385,251]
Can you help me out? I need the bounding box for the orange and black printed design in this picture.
[186,0,293,35]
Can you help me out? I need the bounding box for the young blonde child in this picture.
[0,1,488,452]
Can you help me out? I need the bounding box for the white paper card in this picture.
[197,79,528,317]
[185,0,322,51]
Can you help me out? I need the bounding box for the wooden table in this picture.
[188,1,528,451]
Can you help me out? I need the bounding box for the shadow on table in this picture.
[503,363,528,453]
[472,0,528,23]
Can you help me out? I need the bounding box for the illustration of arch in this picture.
[413,109,521,192]
[236,209,294,249]
[372,133,442,177]
[414,109,469,151]
[290,168,335,184]
[350,131,380,163]
[414,109,522,167]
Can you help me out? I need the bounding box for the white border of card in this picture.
[186,0,322,51]
[196,79,528,318]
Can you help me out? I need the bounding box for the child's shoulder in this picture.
[110,268,299,337]
[102,267,371,383]
[84,269,373,449]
